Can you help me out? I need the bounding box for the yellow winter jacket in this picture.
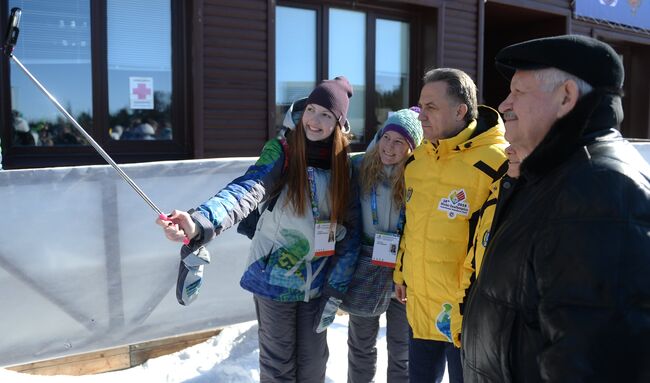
[394,105,507,346]
[460,178,501,294]
[458,174,506,332]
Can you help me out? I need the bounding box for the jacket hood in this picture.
[365,129,381,152]
[470,105,507,145]
[521,90,624,180]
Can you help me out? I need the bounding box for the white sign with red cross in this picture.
[129,77,154,110]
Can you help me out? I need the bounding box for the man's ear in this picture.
[456,103,469,122]
[557,80,579,119]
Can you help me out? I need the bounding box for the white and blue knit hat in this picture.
[378,108,423,150]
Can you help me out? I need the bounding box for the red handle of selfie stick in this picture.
[160,214,190,245]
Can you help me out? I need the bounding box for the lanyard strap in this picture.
[371,186,405,234]
[307,167,320,221]
[370,186,380,227]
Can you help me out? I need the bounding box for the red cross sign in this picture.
[129,77,154,110]
[132,83,152,100]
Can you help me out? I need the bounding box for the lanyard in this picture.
[371,186,406,234]
[307,167,320,221]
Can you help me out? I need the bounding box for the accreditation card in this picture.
[371,232,400,268]
[314,221,336,257]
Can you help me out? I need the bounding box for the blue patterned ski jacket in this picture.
[189,137,361,302]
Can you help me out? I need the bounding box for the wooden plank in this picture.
[205,109,267,120]
[204,25,267,42]
[207,47,268,61]
[446,47,477,60]
[205,87,266,99]
[445,0,476,13]
[206,37,266,51]
[8,329,222,376]
[129,329,221,366]
[446,33,477,45]
[7,347,131,376]
[487,0,570,16]
[207,0,266,12]
[446,8,477,23]
[204,57,268,71]
[536,0,570,9]
[205,7,266,21]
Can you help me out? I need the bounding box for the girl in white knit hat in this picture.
[340,108,423,383]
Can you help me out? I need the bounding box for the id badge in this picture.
[371,232,400,268]
[314,221,336,257]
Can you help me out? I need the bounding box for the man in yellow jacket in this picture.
[394,68,507,383]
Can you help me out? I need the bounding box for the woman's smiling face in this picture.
[301,103,337,141]
[378,130,410,165]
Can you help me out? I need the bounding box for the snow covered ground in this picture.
[0,314,449,383]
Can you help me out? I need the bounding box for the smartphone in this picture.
[3,7,22,55]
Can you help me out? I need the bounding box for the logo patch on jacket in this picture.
[482,230,490,247]
[437,189,470,219]
[435,303,453,342]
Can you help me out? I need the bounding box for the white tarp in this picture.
[0,158,258,368]
[0,141,649,368]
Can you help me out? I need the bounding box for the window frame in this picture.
[0,0,191,169]
[275,0,424,151]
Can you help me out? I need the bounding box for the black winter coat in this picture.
[461,91,650,382]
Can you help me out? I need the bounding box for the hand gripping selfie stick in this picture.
[3,8,189,244]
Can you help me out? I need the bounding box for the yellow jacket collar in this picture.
[420,105,506,156]
[437,121,477,155]
[420,121,477,156]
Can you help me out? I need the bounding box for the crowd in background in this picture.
[10,113,172,147]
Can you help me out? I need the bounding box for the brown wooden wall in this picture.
[571,18,650,138]
[534,0,570,9]
[200,0,270,158]
[441,0,478,81]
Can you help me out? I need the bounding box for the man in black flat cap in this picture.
[461,35,650,382]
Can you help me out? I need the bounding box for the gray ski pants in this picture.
[347,298,409,383]
[254,294,328,383]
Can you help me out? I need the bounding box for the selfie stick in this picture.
[3,8,189,244]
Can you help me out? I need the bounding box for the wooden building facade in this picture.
[1,0,649,169]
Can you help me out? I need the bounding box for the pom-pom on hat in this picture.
[379,108,423,150]
[495,34,624,91]
[306,76,353,129]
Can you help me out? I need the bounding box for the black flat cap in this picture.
[495,35,624,90]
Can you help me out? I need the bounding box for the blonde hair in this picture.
[275,121,351,224]
[359,143,410,207]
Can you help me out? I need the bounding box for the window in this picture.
[1,0,187,168]
[8,1,92,148]
[275,3,417,145]
[328,8,366,141]
[107,0,173,141]
[375,19,410,132]
[275,6,317,129]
